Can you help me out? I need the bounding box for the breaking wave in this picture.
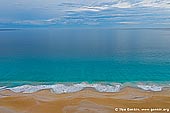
[0,82,169,94]
[6,83,121,94]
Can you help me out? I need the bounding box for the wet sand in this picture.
[0,87,170,113]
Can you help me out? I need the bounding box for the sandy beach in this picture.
[0,87,170,113]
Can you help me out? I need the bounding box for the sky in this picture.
[0,0,170,28]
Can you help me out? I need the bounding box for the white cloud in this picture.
[71,1,133,12]
[117,22,140,24]
[13,18,60,25]
[0,0,170,27]
[112,2,132,8]
[71,6,106,12]
[68,0,170,13]
[135,0,170,8]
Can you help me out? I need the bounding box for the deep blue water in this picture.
[0,28,170,85]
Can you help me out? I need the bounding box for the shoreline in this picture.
[0,82,170,94]
[0,87,170,113]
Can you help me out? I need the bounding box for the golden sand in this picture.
[0,87,170,113]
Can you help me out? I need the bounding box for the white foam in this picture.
[0,86,6,91]
[7,83,122,94]
[137,84,162,91]
[71,83,121,92]
[51,84,84,94]
[8,85,52,93]
[4,83,168,94]
[90,84,121,92]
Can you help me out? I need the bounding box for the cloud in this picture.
[117,22,140,24]
[12,18,61,25]
[71,6,106,12]
[67,0,170,14]
[112,2,132,8]
[71,1,133,12]
[0,0,170,27]
[135,0,170,8]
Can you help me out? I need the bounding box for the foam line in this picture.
[4,82,169,94]
[137,85,162,91]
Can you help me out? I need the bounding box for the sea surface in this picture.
[0,28,170,93]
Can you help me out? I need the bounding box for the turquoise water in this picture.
[0,28,170,87]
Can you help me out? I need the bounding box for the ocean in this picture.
[0,28,170,93]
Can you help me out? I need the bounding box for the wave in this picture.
[6,83,121,94]
[0,86,6,91]
[137,84,162,91]
[1,82,170,94]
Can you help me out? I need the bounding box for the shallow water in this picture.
[0,28,170,87]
